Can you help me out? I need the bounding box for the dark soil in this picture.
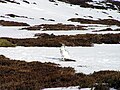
[107,0,120,11]
[40,18,55,22]
[0,0,36,5]
[57,0,119,10]
[0,20,30,26]
[6,14,34,19]
[0,55,120,90]
[92,28,120,32]
[0,0,6,3]
[1,33,120,47]
[0,0,20,4]
[21,23,86,30]
[22,0,30,4]
[68,18,120,26]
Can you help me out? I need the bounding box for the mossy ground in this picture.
[0,39,16,47]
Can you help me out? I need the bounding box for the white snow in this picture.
[0,26,120,38]
[0,26,36,38]
[0,0,120,25]
[43,87,117,90]
[0,0,120,39]
[0,0,120,89]
[43,87,116,90]
[0,44,120,74]
[43,86,80,90]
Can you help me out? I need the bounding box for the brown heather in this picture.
[0,55,120,90]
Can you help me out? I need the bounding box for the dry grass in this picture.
[0,55,120,90]
[68,18,120,26]
[0,20,29,26]
[21,23,86,31]
[1,33,120,47]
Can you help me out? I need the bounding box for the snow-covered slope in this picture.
[0,0,120,25]
[0,25,120,38]
[0,0,120,74]
[0,44,120,74]
[43,87,116,90]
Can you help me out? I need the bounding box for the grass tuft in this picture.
[0,39,16,47]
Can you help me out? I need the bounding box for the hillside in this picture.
[0,55,120,90]
[0,0,120,90]
[0,0,120,26]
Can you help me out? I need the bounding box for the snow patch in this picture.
[0,44,120,74]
